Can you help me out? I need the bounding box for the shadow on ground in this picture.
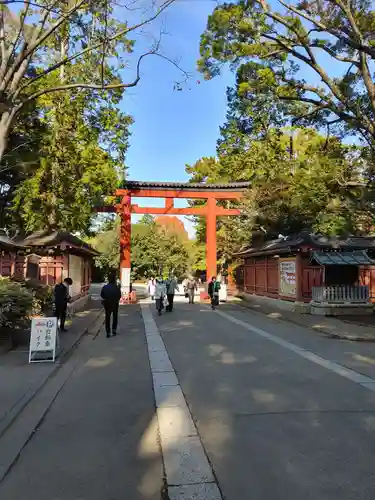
[153,301,375,500]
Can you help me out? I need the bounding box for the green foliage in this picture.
[12,67,132,233]
[0,0,180,233]
[187,240,206,272]
[90,215,193,280]
[15,279,54,316]
[190,0,375,267]
[0,278,33,328]
[186,128,371,264]
[89,217,120,275]
[0,97,46,230]
[199,0,375,150]
[132,217,190,279]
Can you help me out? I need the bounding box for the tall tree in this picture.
[0,96,45,230]
[199,0,375,155]
[90,215,192,279]
[155,216,189,241]
[186,129,370,266]
[0,0,185,163]
[8,1,137,233]
[12,77,132,232]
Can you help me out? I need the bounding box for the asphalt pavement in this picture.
[154,301,375,500]
[3,299,375,499]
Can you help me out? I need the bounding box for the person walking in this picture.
[155,278,166,316]
[54,277,73,331]
[208,276,221,310]
[148,277,156,300]
[101,274,121,338]
[166,275,179,312]
[186,276,198,304]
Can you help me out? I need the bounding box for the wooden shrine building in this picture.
[236,232,375,315]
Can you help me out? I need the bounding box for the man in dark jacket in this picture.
[208,276,221,310]
[101,274,121,338]
[54,277,73,331]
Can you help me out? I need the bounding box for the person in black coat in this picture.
[101,274,122,338]
[54,277,73,331]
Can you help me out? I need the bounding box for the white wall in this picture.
[69,254,82,298]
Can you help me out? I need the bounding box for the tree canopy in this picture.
[186,128,371,267]
[199,0,375,155]
[0,0,184,163]
[0,0,188,234]
[90,215,193,280]
[191,3,375,270]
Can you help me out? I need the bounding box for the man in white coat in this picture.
[166,275,179,312]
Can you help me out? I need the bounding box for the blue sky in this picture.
[118,0,349,237]
[119,0,234,236]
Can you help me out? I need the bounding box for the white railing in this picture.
[312,285,369,303]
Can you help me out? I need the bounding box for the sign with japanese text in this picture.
[279,258,297,298]
[121,267,131,290]
[29,317,58,363]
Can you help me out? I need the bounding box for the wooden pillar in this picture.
[10,253,15,277]
[296,253,303,302]
[206,197,217,281]
[120,194,131,295]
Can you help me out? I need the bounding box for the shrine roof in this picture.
[122,180,252,191]
[236,231,375,257]
[0,232,25,249]
[15,231,98,256]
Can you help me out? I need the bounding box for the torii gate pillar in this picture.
[119,194,131,294]
[206,197,217,280]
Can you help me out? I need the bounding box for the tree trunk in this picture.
[0,110,15,164]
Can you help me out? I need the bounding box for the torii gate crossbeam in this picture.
[100,181,250,294]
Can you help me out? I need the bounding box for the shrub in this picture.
[0,278,34,329]
[22,279,54,315]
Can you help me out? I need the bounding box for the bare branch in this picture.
[261,20,371,134]
[6,1,32,77]
[18,50,189,109]
[0,0,60,14]
[0,5,6,76]
[0,0,55,92]
[22,0,86,62]
[15,0,177,96]
[310,42,359,65]
[275,0,375,58]
[334,0,375,118]
[101,0,109,87]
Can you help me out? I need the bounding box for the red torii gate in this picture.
[101,181,250,293]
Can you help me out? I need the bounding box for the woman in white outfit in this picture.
[154,279,166,316]
[148,277,156,300]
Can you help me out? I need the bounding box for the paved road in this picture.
[90,283,148,301]
[154,302,375,500]
[3,301,375,499]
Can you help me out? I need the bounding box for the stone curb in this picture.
[236,299,375,343]
[0,309,104,441]
[327,332,375,342]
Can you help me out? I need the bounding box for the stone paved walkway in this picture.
[0,304,103,440]
[0,304,162,500]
